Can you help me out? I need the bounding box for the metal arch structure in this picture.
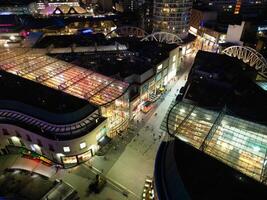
[222,46,267,77]
[106,26,148,38]
[141,32,183,44]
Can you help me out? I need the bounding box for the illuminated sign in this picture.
[19,147,52,165]
[81,29,93,34]
[258,26,267,32]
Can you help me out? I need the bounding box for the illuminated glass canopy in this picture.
[162,101,267,184]
[0,48,129,106]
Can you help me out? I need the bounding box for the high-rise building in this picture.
[115,0,138,12]
[153,0,193,39]
[139,0,154,32]
[201,0,267,16]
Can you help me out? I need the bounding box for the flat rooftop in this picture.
[187,51,267,124]
[0,169,55,200]
[0,48,129,106]
[155,139,267,200]
[34,34,110,48]
[52,39,178,79]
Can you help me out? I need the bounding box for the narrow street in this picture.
[84,54,195,199]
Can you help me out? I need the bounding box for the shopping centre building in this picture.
[156,51,267,199]
[38,36,183,119]
[0,48,129,168]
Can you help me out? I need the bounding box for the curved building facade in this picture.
[153,0,193,39]
[0,48,130,168]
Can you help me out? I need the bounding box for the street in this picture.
[83,53,195,199]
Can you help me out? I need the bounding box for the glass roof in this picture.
[257,82,267,91]
[164,101,267,184]
[0,48,129,106]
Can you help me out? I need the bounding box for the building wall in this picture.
[0,119,107,167]
[226,21,245,45]
[115,0,138,12]
[189,8,217,30]
[134,46,181,115]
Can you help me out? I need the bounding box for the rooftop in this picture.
[160,50,267,187]
[0,48,129,106]
[34,34,109,48]
[186,51,267,124]
[0,168,55,200]
[0,70,96,123]
[162,100,267,188]
[155,139,267,200]
[52,39,178,80]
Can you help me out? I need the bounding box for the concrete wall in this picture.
[226,21,245,45]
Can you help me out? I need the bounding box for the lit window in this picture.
[172,55,177,62]
[80,142,86,149]
[63,146,70,152]
[157,64,163,71]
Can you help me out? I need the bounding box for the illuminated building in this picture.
[153,0,193,39]
[0,48,129,167]
[234,0,242,14]
[201,0,267,16]
[114,0,138,12]
[155,51,267,199]
[41,36,183,119]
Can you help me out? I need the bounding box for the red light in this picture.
[0,24,15,27]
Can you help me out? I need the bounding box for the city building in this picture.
[36,35,182,119]
[156,51,267,199]
[139,0,154,33]
[114,0,138,12]
[0,48,129,168]
[0,15,28,48]
[189,6,267,52]
[200,0,267,16]
[153,0,193,39]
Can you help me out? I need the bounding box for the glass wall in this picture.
[100,92,130,138]
[166,102,267,184]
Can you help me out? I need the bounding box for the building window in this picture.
[172,55,177,62]
[15,131,21,138]
[49,144,55,152]
[80,142,86,149]
[8,138,13,145]
[157,64,163,72]
[3,129,9,135]
[20,140,25,147]
[26,135,32,142]
[63,146,70,153]
[37,139,42,147]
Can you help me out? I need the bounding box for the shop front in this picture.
[61,148,94,168]
[130,97,141,119]
[100,92,130,138]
